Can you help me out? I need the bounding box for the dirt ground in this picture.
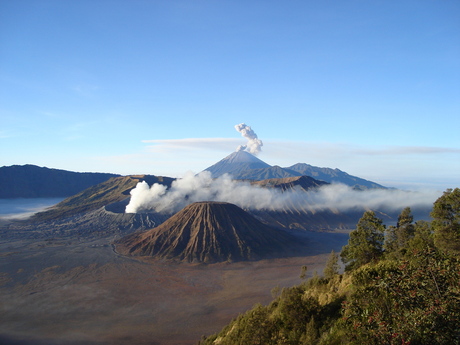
[0,231,349,345]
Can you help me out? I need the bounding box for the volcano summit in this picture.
[204,150,271,178]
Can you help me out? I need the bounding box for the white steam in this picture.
[126,171,275,214]
[235,123,263,155]
[125,171,440,215]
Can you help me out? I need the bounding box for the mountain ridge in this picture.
[287,163,385,189]
[204,151,386,189]
[0,164,120,198]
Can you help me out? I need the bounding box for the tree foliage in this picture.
[431,188,460,255]
[341,249,460,344]
[406,220,434,253]
[385,207,416,257]
[323,250,339,279]
[340,211,385,271]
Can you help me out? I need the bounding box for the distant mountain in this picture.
[115,201,305,263]
[203,151,386,189]
[203,151,271,178]
[0,165,120,198]
[286,163,386,189]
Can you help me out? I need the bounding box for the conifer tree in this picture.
[323,250,339,279]
[385,207,415,257]
[407,220,434,253]
[340,211,385,270]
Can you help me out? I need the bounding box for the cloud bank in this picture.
[125,171,440,215]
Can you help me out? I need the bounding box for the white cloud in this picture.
[142,138,243,153]
[125,171,442,214]
[262,140,460,160]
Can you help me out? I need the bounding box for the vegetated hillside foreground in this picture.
[198,188,460,345]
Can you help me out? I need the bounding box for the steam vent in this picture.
[115,201,304,263]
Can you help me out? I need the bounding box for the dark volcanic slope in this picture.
[237,165,302,180]
[252,175,329,192]
[116,201,304,263]
[1,206,169,240]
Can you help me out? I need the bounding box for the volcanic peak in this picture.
[204,151,271,178]
[116,201,303,263]
[223,150,268,164]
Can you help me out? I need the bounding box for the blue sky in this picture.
[1,0,459,190]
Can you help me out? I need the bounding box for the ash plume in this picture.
[125,171,440,215]
[234,123,263,155]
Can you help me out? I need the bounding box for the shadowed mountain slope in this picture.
[237,165,302,180]
[252,175,329,192]
[0,164,119,198]
[116,201,305,263]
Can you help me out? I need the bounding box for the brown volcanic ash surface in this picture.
[116,201,304,263]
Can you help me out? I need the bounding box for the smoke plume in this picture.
[234,123,263,155]
[125,171,440,215]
